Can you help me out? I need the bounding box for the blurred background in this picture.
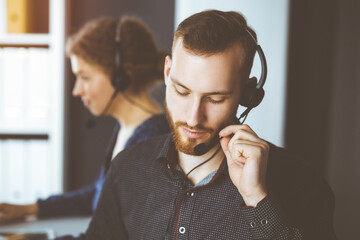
[0,0,358,239]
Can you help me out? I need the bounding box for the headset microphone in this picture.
[194,143,207,156]
[191,27,267,156]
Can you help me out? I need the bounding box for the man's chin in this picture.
[174,138,197,155]
[174,135,216,155]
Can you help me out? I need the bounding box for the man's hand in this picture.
[219,124,269,207]
[0,203,38,224]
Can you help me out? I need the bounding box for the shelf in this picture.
[0,133,49,140]
[0,33,50,47]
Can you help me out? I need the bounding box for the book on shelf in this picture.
[6,0,49,34]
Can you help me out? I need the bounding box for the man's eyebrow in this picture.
[170,76,189,90]
[170,76,233,96]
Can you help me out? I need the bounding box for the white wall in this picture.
[175,0,289,146]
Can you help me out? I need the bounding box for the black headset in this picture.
[237,28,267,123]
[112,20,131,93]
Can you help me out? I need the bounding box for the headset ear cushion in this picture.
[249,87,264,108]
[240,87,265,108]
[111,68,130,92]
[119,73,131,91]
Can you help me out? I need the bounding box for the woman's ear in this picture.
[125,69,133,79]
[121,62,133,79]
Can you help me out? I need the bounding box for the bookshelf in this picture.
[0,0,65,203]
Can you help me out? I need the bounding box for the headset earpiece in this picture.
[240,77,265,108]
[111,54,130,92]
[241,87,265,109]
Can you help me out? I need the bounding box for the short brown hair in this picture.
[173,10,257,79]
[66,16,166,93]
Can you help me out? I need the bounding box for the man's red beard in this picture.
[165,105,221,155]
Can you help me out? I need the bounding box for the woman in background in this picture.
[0,16,169,223]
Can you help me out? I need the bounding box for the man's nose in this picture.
[186,98,205,127]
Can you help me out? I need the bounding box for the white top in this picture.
[111,125,136,160]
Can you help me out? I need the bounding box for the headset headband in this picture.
[245,28,267,90]
[112,19,130,92]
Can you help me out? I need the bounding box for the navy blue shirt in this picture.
[37,114,170,218]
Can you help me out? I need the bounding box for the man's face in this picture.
[164,40,245,155]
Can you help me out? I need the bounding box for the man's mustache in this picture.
[174,122,213,133]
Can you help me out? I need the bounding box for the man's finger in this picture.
[219,124,258,138]
[229,129,262,145]
[220,136,232,161]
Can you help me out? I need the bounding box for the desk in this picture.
[0,216,91,238]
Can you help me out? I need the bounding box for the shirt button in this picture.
[250,221,256,228]
[261,219,268,225]
[179,226,186,234]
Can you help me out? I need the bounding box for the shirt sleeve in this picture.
[37,185,96,218]
[239,177,337,239]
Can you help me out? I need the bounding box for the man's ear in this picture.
[164,55,172,85]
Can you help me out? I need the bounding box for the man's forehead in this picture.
[170,41,244,92]
[172,39,246,64]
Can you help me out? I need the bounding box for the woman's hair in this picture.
[66,16,167,93]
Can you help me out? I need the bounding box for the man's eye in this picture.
[207,97,226,104]
[174,87,189,96]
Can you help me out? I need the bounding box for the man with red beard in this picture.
[83,10,336,240]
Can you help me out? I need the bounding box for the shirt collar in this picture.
[155,133,172,161]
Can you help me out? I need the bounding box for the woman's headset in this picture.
[112,20,131,93]
[107,19,157,116]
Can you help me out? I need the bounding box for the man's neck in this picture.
[178,144,224,185]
